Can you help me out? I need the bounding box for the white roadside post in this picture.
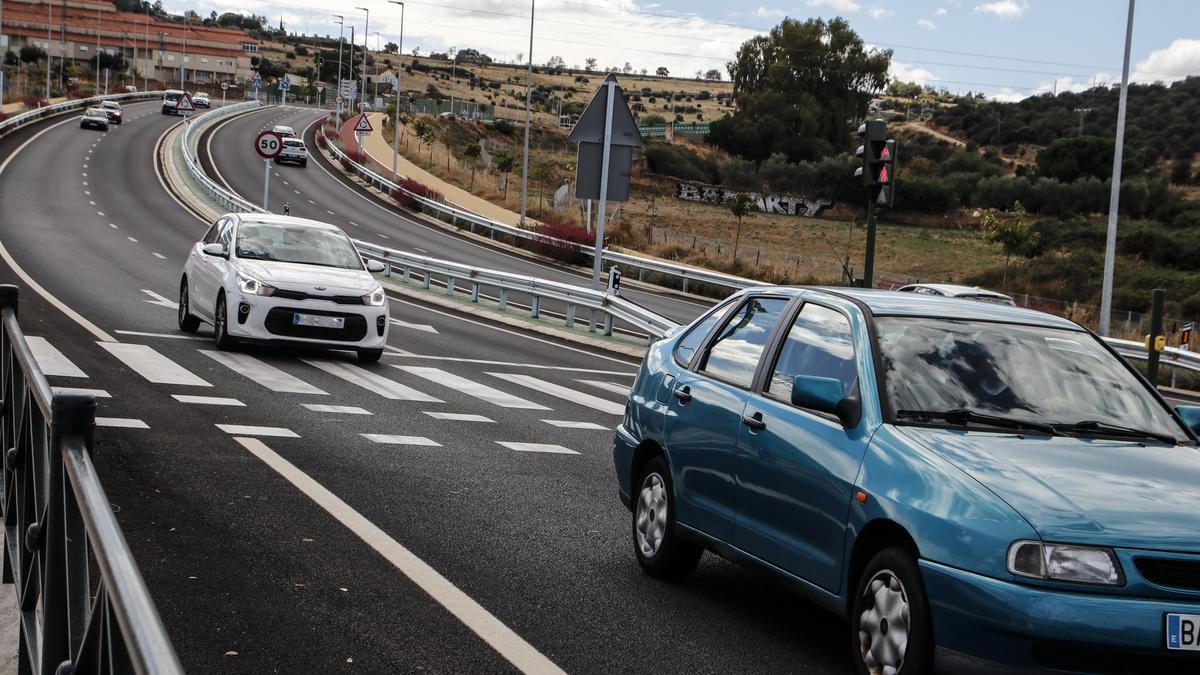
[255,130,283,210]
[221,81,228,105]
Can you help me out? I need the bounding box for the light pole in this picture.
[373,31,381,104]
[356,7,369,109]
[95,4,101,94]
[1099,0,1136,337]
[45,2,52,101]
[388,1,404,178]
[180,13,188,89]
[332,15,344,111]
[519,0,534,226]
[142,9,149,91]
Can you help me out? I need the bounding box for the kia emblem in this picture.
[314,286,326,291]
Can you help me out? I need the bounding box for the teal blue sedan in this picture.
[613,287,1200,673]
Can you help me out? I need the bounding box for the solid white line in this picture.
[389,318,439,334]
[173,394,245,406]
[26,337,88,377]
[217,424,299,437]
[384,351,636,376]
[487,373,625,415]
[96,417,149,429]
[201,350,328,394]
[233,436,560,671]
[576,379,631,396]
[51,387,110,398]
[540,420,610,430]
[360,434,441,446]
[114,330,208,341]
[394,366,548,410]
[302,403,372,415]
[304,359,441,402]
[496,442,579,455]
[98,342,211,387]
[423,411,494,422]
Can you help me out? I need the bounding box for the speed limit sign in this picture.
[255,130,283,160]
[221,82,229,91]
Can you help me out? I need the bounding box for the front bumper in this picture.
[922,559,1200,673]
[227,292,389,350]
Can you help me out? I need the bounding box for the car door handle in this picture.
[742,413,766,431]
[673,386,692,403]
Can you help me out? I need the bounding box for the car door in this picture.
[734,301,872,593]
[191,218,232,318]
[664,295,792,543]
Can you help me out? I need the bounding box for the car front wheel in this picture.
[358,348,383,363]
[213,292,236,350]
[632,456,702,579]
[178,278,201,332]
[851,547,933,675]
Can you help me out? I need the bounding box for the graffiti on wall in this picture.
[675,181,833,217]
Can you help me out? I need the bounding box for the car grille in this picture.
[270,289,363,305]
[1033,643,1200,673]
[263,307,367,342]
[1135,557,1200,590]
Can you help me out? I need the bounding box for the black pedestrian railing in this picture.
[0,286,182,674]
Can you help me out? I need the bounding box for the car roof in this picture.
[195,92,209,96]
[815,287,1081,330]
[164,89,184,94]
[229,213,343,233]
[899,283,1012,299]
[273,125,294,130]
[283,138,304,144]
[101,100,119,106]
[85,107,105,113]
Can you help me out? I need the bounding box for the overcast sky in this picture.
[163,0,1200,100]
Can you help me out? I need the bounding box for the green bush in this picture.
[643,142,719,183]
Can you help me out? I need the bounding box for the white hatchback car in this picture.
[272,125,296,138]
[178,214,390,362]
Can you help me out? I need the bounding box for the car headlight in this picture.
[1007,540,1124,585]
[236,273,274,296]
[363,286,387,306]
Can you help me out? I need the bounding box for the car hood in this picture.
[238,260,375,294]
[896,426,1200,552]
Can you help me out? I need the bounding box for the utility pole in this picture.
[519,0,535,226]
[1099,0,1136,336]
[348,26,354,108]
[45,2,52,101]
[332,15,344,112]
[181,13,187,90]
[388,1,404,178]
[1073,107,1092,136]
[95,3,101,94]
[356,7,369,108]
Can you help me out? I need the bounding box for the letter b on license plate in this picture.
[1167,613,1200,650]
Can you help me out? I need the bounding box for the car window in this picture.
[234,222,363,269]
[202,219,223,245]
[698,297,789,389]
[766,304,858,403]
[673,300,737,367]
[217,220,234,250]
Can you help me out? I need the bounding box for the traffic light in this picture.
[854,119,896,205]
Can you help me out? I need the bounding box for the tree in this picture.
[385,42,399,54]
[464,142,482,189]
[455,48,491,64]
[640,68,647,76]
[1036,135,1115,183]
[585,57,597,72]
[712,17,891,163]
[531,161,556,210]
[546,55,565,70]
[295,45,309,57]
[412,117,434,161]
[19,45,45,65]
[493,150,515,199]
[728,193,756,261]
[982,202,1040,290]
[655,66,669,77]
[4,51,18,68]
[623,62,633,74]
[705,69,722,81]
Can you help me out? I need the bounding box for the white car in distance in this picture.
[178,214,390,362]
[276,138,308,167]
[272,125,296,138]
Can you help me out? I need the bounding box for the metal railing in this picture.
[0,92,162,138]
[0,286,182,675]
[178,100,266,214]
[1104,338,1200,374]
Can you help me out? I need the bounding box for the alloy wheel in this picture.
[859,569,911,675]
[635,473,668,558]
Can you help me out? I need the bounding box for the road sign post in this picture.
[175,92,195,122]
[221,81,228,105]
[255,130,283,210]
[353,113,374,158]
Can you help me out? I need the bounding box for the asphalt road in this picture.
[0,104,854,672]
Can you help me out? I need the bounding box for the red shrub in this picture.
[21,96,46,109]
[528,217,592,265]
[391,178,442,212]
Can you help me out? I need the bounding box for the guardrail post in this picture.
[682,278,690,294]
[531,296,541,319]
[588,310,598,333]
[447,278,456,295]
[422,271,431,289]
[566,304,576,328]
[499,290,509,311]
[384,262,392,277]
[403,266,411,283]
[603,313,614,337]
[471,283,480,303]
[639,269,645,282]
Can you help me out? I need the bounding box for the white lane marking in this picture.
[414,247,429,253]
[201,351,328,394]
[348,221,360,227]
[294,189,301,194]
[96,417,149,429]
[423,411,494,422]
[496,442,579,455]
[98,343,211,387]
[83,164,88,168]
[304,359,441,402]
[394,366,548,410]
[384,352,636,376]
[577,379,631,396]
[88,200,96,205]
[114,330,207,341]
[326,210,335,216]
[360,434,441,446]
[83,190,90,195]
[376,233,390,239]
[140,289,177,309]
[307,199,316,204]
[153,252,167,260]
[541,419,610,430]
[173,394,245,406]
[302,404,372,415]
[97,211,105,217]
[82,181,88,186]
[282,180,289,185]
[233,437,561,672]
[27,337,89,377]
[82,172,87,177]
[109,223,118,229]
[389,318,438,334]
[126,236,139,243]
[487,373,625,415]
[217,424,299,438]
[51,387,110,398]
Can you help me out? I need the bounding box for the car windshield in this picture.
[284,139,304,147]
[164,92,182,101]
[234,222,363,270]
[101,101,119,109]
[875,317,1188,442]
[86,109,106,117]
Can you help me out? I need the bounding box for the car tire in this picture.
[850,547,933,675]
[177,278,201,333]
[358,348,383,363]
[213,292,236,350]
[300,160,307,167]
[632,456,702,579]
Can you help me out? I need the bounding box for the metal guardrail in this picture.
[0,286,182,675]
[178,100,267,214]
[0,92,161,138]
[1104,338,1200,374]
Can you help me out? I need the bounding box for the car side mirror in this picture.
[202,243,226,258]
[365,260,386,273]
[1176,405,1200,436]
[791,375,861,428]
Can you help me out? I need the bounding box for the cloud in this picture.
[988,72,1111,102]
[934,8,948,16]
[868,7,894,19]
[974,1,1028,18]
[753,6,788,18]
[891,61,937,85]
[917,18,938,30]
[1132,38,1200,84]
[806,0,862,12]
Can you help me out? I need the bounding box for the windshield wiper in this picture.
[1052,420,1177,445]
[897,409,1058,435]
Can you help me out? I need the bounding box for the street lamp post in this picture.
[519,0,534,226]
[95,4,101,93]
[356,7,369,109]
[1099,0,1136,336]
[388,1,404,178]
[373,31,381,104]
[332,15,344,112]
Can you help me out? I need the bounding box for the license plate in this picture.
[293,313,344,329]
[1167,613,1200,650]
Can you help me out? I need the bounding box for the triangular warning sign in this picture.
[567,73,642,147]
[176,94,195,112]
[354,114,374,133]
